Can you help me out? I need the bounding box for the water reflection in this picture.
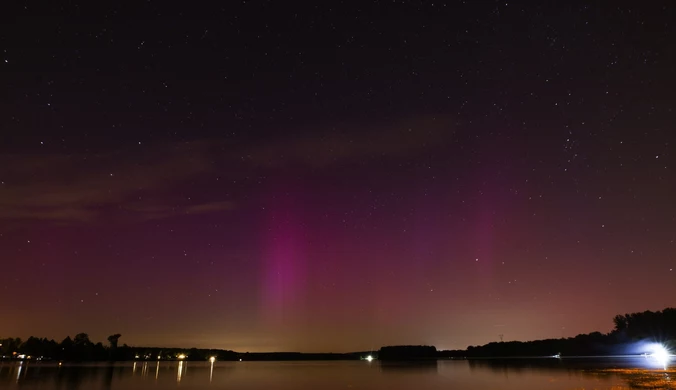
[102,365,114,390]
[0,359,673,389]
[466,356,671,372]
[379,360,438,373]
[54,365,97,389]
[177,360,184,382]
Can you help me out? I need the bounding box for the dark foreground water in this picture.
[0,358,674,389]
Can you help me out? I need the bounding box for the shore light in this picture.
[649,344,671,367]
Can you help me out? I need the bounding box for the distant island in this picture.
[2,308,674,362]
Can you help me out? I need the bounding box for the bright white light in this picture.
[648,344,671,368]
[365,355,374,362]
[209,356,216,363]
[177,354,186,360]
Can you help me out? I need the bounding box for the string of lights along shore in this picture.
[1,1,674,353]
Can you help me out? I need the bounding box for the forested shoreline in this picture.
[3,308,674,361]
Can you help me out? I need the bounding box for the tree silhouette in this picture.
[73,333,91,346]
[613,315,628,332]
[0,338,22,355]
[60,336,74,360]
[611,308,676,340]
[379,345,437,360]
[107,334,122,361]
[107,334,122,349]
[72,333,94,361]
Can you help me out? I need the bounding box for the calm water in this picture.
[0,358,673,389]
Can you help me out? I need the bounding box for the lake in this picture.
[0,358,674,389]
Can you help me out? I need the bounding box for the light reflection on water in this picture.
[0,358,673,390]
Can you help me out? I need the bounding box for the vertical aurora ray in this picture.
[259,187,309,327]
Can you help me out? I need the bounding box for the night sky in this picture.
[1,1,675,353]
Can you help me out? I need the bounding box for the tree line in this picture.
[0,333,368,361]
[378,345,437,360]
[439,307,676,358]
[0,333,237,361]
[612,308,676,340]
[3,308,674,361]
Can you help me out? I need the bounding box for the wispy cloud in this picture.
[245,115,454,168]
[0,115,454,226]
[185,201,236,214]
[0,140,223,225]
